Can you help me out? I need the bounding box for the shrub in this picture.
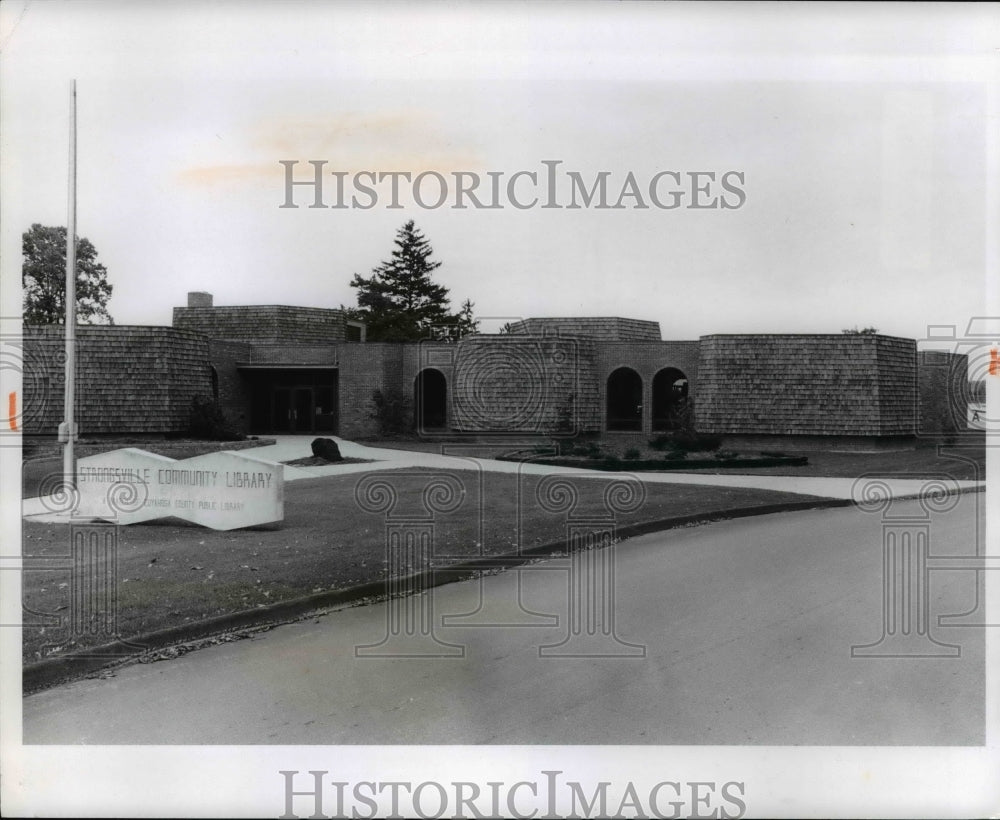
[648,434,673,451]
[188,395,244,441]
[552,393,576,435]
[663,449,686,461]
[650,430,722,453]
[623,447,641,460]
[672,431,722,452]
[368,388,412,436]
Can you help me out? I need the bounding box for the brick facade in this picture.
[596,341,700,435]
[21,301,968,443]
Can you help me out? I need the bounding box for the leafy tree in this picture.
[22,224,114,325]
[841,326,879,335]
[349,220,476,341]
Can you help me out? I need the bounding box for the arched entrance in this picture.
[606,367,643,431]
[415,368,448,431]
[652,368,689,431]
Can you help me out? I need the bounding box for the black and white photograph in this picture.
[1,1,998,817]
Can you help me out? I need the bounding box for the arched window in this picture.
[415,368,447,431]
[606,367,643,431]
[652,368,689,431]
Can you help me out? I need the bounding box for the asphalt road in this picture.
[23,496,985,745]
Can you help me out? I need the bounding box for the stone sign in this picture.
[75,448,284,530]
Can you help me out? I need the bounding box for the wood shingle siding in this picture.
[23,326,212,435]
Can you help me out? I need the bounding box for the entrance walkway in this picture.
[22,435,983,523]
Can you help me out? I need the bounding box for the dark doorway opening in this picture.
[247,369,338,434]
[652,368,689,431]
[415,368,447,431]
[606,367,643,431]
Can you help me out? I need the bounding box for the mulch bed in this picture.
[282,456,373,467]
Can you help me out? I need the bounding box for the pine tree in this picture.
[349,221,476,342]
[450,298,479,339]
[22,224,114,325]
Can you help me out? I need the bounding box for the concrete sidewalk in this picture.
[22,434,984,523]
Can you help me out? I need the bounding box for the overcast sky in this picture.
[1,2,996,341]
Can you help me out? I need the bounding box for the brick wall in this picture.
[337,343,410,438]
[23,326,212,435]
[230,335,703,438]
[595,341,700,434]
[507,317,662,341]
[446,335,589,434]
[173,305,349,343]
[245,344,341,364]
[34,319,938,442]
[207,339,253,434]
[694,334,914,436]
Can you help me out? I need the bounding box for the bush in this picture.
[649,430,722,453]
[648,434,673,451]
[623,447,641,460]
[188,395,244,441]
[552,393,576,435]
[673,431,723,452]
[368,389,412,436]
[663,449,686,461]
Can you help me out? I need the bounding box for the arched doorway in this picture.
[415,368,447,431]
[606,367,643,431]
[652,368,689,431]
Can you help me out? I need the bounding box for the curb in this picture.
[21,489,978,694]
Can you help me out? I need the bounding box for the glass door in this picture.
[272,387,314,433]
[292,387,314,433]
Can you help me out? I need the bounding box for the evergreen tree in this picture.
[22,224,114,325]
[349,221,476,341]
[452,298,479,338]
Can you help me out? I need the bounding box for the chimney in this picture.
[187,291,213,308]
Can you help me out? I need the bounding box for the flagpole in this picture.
[61,79,77,489]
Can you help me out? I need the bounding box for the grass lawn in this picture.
[21,468,825,665]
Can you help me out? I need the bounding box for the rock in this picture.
[311,437,342,462]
